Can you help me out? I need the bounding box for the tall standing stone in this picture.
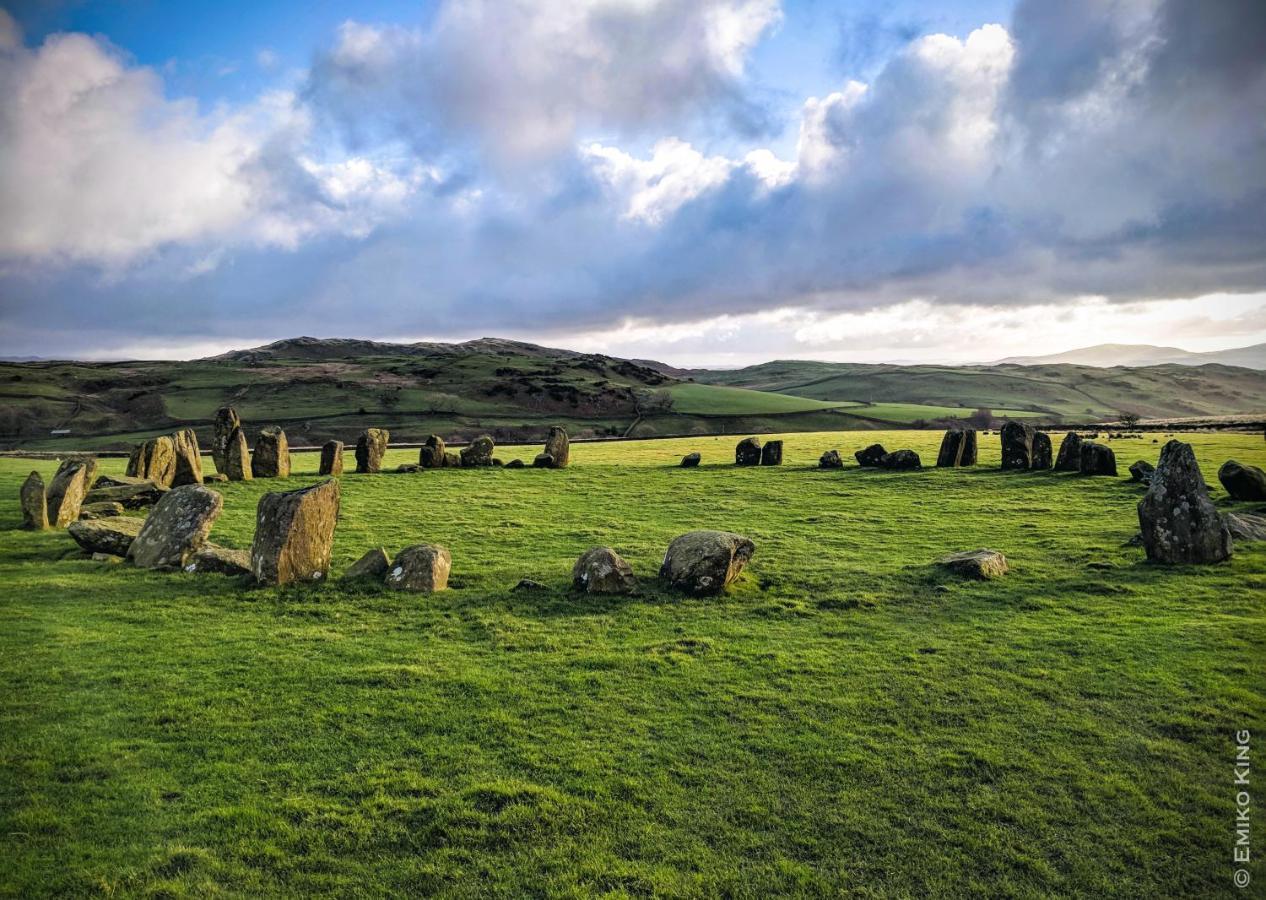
[419,435,446,468]
[543,426,570,469]
[936,430,979,467]
[320,440,344,476]
[1030,432,1053,470]
[460,434,495,467]
[170,428,204,487]
[20,471,48,530]
[252,426,290,478]
[224,427,253,481]
[1138,440,1232,564]
[735,437,762,466]
[1054,432,1083,471]
[1000,422,1035,470]
[127,436,176,486]
[250,479,341,585]
[211,407,240,474]
[127,484,224,569]
[355,428,389,474]
[47,458,94,527]
[959,430,978,466]
[760,440,783,466]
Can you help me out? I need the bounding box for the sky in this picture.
[1,0,1264,365]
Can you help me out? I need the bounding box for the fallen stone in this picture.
[68,516,144,557]
[79,501,124,520]
[84,480,167,509]
[543,426,570,468]
[818,449,843,469]
[681,452,702,468]
[505,459,526,469]
[879,449,922,470]
[20,471,48,530]
[1129,460,1155,483]
[252,426,290,478]
[1030,432,1053,470]
[1137,440,1232,564]
[660,530,755,596]
[1054,432,1084,471]
[204,473,228,484]
[211,406,240,475]
[419,435,446,468]
[938,549,1008,579]
[92,474,149,489]
[1224,513,1266,542]
[344,547,391,581]
[184,545,251,576]
[128,484,224,570]
[170,428,204,487]
[385,544,451,592]
[1218,460,1266,501]
[91,552,124,564]
[396,463,421,473]
[47,458,94,527]
[572,547,637,594]
[1079,442,1117,476]
[512,578,548,591]
[319,440,344,476]
[460,435,495,467]
[855,443,887,467]
[1000,422,1035,470]
[250,479,340,585]
[355,428,390,474]
[224,427,253,481]
[760,440,784,466]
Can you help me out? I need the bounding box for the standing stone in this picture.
[385,544,451,592]
[127,484,224,570]
[1218,460,1266,501]
[681,452,702,468]
[1079,442,1117,476]
[959,430,978,466]
[224,427,253,481]
[936,430,965,467]
[20,471,48,530]
[211,406,240,474]
[1030,432,1053,470]
[460,434,495,467]
[855,444,887,467]
[660,530,755,596]
[1138,440,1232,564]
[819,450,843,469]
[572,547,637,594]
[1054,432,1084,471]
[879,449,922,470]
[735,437,762,466]
[319,440,344,476]
[252,426,290,478]
[419,435,446,468]
[170,428,204,487]
[543,426,570,468]
[355,428,390,474]
[1129,460,1155,484]
[760,440,783,466]
[1000,422,1035,470]
[250,479,340,585]
[47,459,93,527]
[127,436,176,487]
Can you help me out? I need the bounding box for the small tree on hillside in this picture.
[968,407,994,428]
[1117,410,1141,429]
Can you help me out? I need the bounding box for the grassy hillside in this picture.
[691,359,1266,420]
[2,431,1263,895]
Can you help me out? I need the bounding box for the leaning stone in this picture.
[249,479,340,585]
[184,545,251,576]
[660,530,755,596]
[819,450,843,469]
[1137,440,1232,564]
[1054,432,1084,471]
[252,426,290,478]
[1224,513,1266,542]
[1030,432,1053,470]
[79,501,124,520]
[224,427,253,481]
[1129,460,1155,483]
[505,459,526,469]
[681,452,702,468]
[319,440,344,476]
[1000,422,1035,470]
[734,437,762,466]
[879,450,922,470]
[170,428,204,487]
[20,471,48,530]
[84,480,167,509]
[1218,460,1266,501]
[355,428,390,474]
[760,440,783,466]
[68,516,144,557]
[385,544,451,592]
[47,459,93,527]
[572,547,637,594]
[344,547,391,581]
[533,452,554,468]
[211,406,240,474]
[1079,442,1117,476]
[128,484,224,570]
[419,435,447,468]
[460,435,496,467]
[855,443,887,467]
[543,426,570,468]
[938,549,1008,579]
[936,430,965,468]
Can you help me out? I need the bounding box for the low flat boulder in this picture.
[1218,460,1266,501]
[92,473,150,489]
[1129,460,1155,484]
[85,480,168,509]
[735,437,762,466]
[68,516,144,557]
[79,501,124,520]
[505,459,526,469]
[533,452,555,468]
[250,479,340,585]
[344,547,391,581]
[543,426,570,468]
[572,547,637,594]
[128,484,224,570]
[460,435,495,467]
[20,471,48,530]
[855,443,887,467]
[818,450,843,469]
[355,428,390,474]
[879,449,921,470]
[385,544,451,592]
[1054,432,1083,471]
[680,452,701,468]
[1079,442,1117,476]
[320,440,344,476]
[204,473,228,484]
[1138,440,1231,564]
[396,463,420,473]
[938,549,1008,579]
[184,545,251,576]
[660,530,755,596]
[1224,513,1266,542]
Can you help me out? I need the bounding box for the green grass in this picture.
[667,383,858,415]
[2,431,1264,896]
[847,402,1043,423]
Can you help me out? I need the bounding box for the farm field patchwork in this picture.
[1,430,1264,896]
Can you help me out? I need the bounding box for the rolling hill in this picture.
[995,341,1266,369]
[1,337,1264,450]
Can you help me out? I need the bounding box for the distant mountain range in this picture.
[994,342,1266,369]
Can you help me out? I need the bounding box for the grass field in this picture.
[2,431,1264,896]
[666,383,859,414]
